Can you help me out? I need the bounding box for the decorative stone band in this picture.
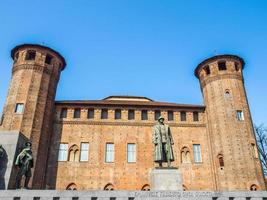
[12,64,53,75]
[200,73,243,88]
[0,190,267,200]
[55,120,206,127]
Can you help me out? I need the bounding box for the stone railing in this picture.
[0,190,267,200]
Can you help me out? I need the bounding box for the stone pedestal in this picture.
[150,168,183,190]
[0,131,27,189]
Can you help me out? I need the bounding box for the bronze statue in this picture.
[15,142,33,189]
[152,116,174,167]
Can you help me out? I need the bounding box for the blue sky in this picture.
[0,1,266,125]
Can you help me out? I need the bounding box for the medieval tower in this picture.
[0,44,66,189]
[195,55,265,190]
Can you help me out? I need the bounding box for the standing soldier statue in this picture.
[15,141,34,189]
[152,116,174,167]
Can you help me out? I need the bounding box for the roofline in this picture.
[55,100,205,110]
[194,54,245,78]
[103,95,154,101]
[11,44,66,70]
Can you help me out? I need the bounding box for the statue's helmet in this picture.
[157,116,165,121]
[25,141,32,147]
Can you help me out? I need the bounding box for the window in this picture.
[193,112,199,121]
[236,110,244,121]
[204,65,210,75]
[14,52,19,62]
[218,61,227,71]
[101,109,108,119]
[25,50,36,60]
[45,54,53,64]
[250,184,258,191]
[141,110,148,120]
[154,110,161,121]
[104,183,114,190]
[127,143,136,163]
[141,184,150,191]
[60,108,67,118]
[69,145,79,162]
[80,143,89,161]
[74,108,81,118]
[87,108,94,119]
[105,143,114,163]
[168,111,174,121]
[66,183,77,190]
[251,143,258,159]
[225,90,231,99]
[218,155,224,167]
[181,147,190,163]
[15,103,24,114]
[193,144,202,163]
[115,109,121,120]
[128,110,135,120]
[180,111,186,121]
[235,62,240,71]
[58,143,68,161]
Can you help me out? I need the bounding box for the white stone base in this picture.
[150,168,183,190]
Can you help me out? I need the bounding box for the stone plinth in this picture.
[0,131,28,189]
[150,167,183,190]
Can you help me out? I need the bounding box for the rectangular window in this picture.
[218,61,227,71]
[204,65,210,75]
[115,109,121,119]
[105,143,114,163]
[128,110,135,120]
[154,110,161,121]
[141,110,148,120]
[127,143,136,163]
[80,143,89,161]
[193,111,199,121]
[58,143,68,161]
[236,110,244,121]
[60,108,68,118]
[193,144,202,163]
[25,50,36,60]
[101,109,108,119]
[87,108,94,119]
[180,111,186,121]
[45,54,53,64]
[168,111,174,121]
[74,108,81,118]
[15,103,24,114]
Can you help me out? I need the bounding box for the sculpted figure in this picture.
[15,142,33,189]
[152,116,174,167]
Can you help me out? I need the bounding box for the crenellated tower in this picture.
[0,44,66,189]
[195,55,265,190]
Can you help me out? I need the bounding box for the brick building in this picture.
[0,44,265,191]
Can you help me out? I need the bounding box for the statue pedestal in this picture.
[150,168,183,190]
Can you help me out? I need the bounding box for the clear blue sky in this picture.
[0,1,266,125]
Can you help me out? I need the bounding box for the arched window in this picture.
[217,154,224,169]
[224,90,231,99]
[181,147,190,163]
[183,185,188,191]
[68,145,79,162]
[141,184,150,191]
[104,183,114,190]
[66,183,77,190]
[250,184,258,191]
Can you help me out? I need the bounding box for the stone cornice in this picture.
[12,64,53,75]
[201,73,243,88]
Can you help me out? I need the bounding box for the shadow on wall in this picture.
[0,147,8,189]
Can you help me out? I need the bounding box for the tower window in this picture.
[218,155,224,167]
[193,111,199,121]
[128,110,135,120]
[141,110,148,120]
[225,90,231,99]
[45,54,53,64]
[250,184,258,191]
[193,144,202,163]
[58,143,68,161]
[101,109,108,119]
[15,103,24,114]
[251,143,258,159]
[25,50,36,60]
[235,62,240,71]
[218,61,227,71]
[87,108,94,119]
[115,109,121,120]
[80,142,89,162]
[236,110,244,121]
[154,110,161,121]
[168,111,174,121]
[60,108,68,118]
[127,143,136,163]
[105,143,114,163]
[14,52,19,62]
[204,65,210,75]
[180,111,186,121]
[73,108,81,118]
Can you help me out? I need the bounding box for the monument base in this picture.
[150,167,183,190]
